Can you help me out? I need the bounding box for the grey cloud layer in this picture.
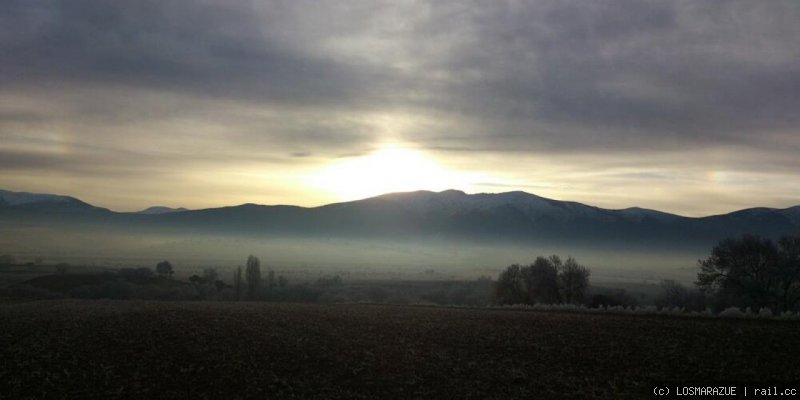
[1,1,382,107]
[1,0,799,192]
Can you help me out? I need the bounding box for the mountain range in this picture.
[1,188,798,250]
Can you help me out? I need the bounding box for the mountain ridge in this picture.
[0,189,108,213]
[3,187,797,219]
[1,188,798,249]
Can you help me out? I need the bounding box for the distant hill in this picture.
[0,189,107,213]
[1,188,798,250]
[136,206,189,215]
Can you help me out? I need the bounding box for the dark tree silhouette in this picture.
[233,266,243,300]
[495,264,526,305]
[559,257,590,304]
[495,255,590,306]
[525,256,561,304]
[696,234,800,312]
[776,235,800,312]
[245,255,261,299]
[199,268,223,297]
[156,261,174,278]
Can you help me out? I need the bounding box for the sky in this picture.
[1,0,799,216]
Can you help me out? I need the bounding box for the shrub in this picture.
[655,280,706,311]
[156,261,174,278]
[70,281,135,299]
[718,307,744,318]
[118,267,154,283]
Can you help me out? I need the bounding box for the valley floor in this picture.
[1,300,797,399]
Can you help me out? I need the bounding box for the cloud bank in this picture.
[1,0,798,214]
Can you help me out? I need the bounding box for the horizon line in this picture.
[1,187,798,219]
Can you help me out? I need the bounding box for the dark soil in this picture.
[1,300,798,399]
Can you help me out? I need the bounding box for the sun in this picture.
[310,145,473,200]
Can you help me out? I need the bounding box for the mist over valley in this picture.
[2,188,797,285]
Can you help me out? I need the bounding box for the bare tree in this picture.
[695,234,800,312]
[496,255,591,306]
[524,256,561,304]
[558,257,590,304]
[696,235,781,311]
[245,255,261,299]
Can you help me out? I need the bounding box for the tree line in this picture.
[494,255,590,306]
[494,233,800,314]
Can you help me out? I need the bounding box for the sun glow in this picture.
[310,145,476,200]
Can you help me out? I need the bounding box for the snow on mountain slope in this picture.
[360,190,624,224]
[136,206,189,215]
[0,189,80,206]
[0,189,104,212]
